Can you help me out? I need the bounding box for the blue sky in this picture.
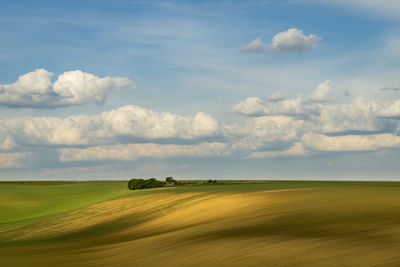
[1,0,400,180]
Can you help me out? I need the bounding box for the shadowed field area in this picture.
[1,181,400,266]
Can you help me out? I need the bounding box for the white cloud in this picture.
[100,105,219,139]
[0,105,220,148]
[378,100,400,118]
[58,142,228,162]
[316,97,383,133]
[2,78,400,166]
[271,28,320,53]
[228,115,306,151]
[231,97,267,116]
[302,133,400,152]
[1,115,97,146]
[240,37,269,53]
[228,79,400,156]
[0,69,134,108]
[231,80,398,134]
[241,28,320,54]
[232,80,330,116]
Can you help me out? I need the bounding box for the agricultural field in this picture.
[2,181,400,266]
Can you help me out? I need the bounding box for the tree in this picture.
[166,177,176,184]
[144,178,165,188]
[128,178,145,190]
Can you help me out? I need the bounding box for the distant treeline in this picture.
[128,178,165,190]
[128,177,180,190]
[127,177,224,190]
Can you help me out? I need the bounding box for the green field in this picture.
[2,181,400,266]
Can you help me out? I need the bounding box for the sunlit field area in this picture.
[2,181,400,266]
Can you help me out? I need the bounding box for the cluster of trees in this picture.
[128,177,177,190]
[128,177,221,190]
[128,178,165,190]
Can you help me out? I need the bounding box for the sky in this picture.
[1,0,400,180]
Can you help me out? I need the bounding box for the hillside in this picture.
[1,181,400,266]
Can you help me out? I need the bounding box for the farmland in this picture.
[1,181,400,266]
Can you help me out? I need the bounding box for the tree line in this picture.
[128,177,176,190]
[128,177,220,190]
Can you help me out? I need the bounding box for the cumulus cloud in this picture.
[271,28,320,53]
[377,100,400,118]
[100,106,219,140]
[58,142,228,162]
[316,97,383,133]
[0,105,220,148]
[235,97,381,135]
[241,28,320,54]
[231,97,267,116]
[227,79,400,157]
[231,80,393,134]
[0,69,134,108]
[302,133,400,152]
[232,80,330,117]
[3,77,400,166]
[227,115,306,151]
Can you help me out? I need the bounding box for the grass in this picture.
[0,181,130,229]
[1,180,400,266]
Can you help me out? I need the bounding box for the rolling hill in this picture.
[1,181,400,266]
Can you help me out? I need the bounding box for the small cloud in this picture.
[241,28,321,54]
[240,37,269,53]
[271,28,321,53]
[269,92,285,102]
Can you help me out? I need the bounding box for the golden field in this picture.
[1,181,400,266]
